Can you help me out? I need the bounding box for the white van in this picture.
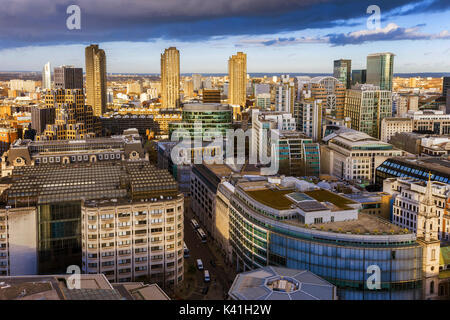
[204,270,210,282]
[196,259,204,270]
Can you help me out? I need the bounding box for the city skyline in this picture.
[0,1,449,73]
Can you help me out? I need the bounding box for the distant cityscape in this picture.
[1,1,450,304]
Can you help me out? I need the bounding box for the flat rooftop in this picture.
[286,212,408,235]
[243,186,357,211]
[0,274,121,300]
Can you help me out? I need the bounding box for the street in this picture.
[180,197,236,300]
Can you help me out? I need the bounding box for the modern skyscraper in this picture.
[333,59,352,89]
[443,77,450,98]
[344,84,393,139]
[352,69,367,86]
[443,77,450,114]
[42,62,51,90]
[85,44,107,116]
[228,52,247,109]
[366,52,395,91]
[160,47,180,109]
[54,65,83,90]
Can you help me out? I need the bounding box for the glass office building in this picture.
[366,53,394,91]
[169,103,232,140]
[228,178,424,300]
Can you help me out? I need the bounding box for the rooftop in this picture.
[299,212,407,235]
[386,156,450,177]
[228,266,336,300]
[0,161,178,207]
[0,274,121,300]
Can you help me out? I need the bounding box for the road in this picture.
[182,198,235,300]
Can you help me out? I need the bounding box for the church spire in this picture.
[424,172,434,206]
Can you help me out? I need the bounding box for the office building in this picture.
[294,98,322,142]
[31,105,56,135]
[276,131,321,177]
[380,117,413,142]
[42,62,51,90]
[229,266,337,300]
[396,94,419,117]
[443,77,450,99]
[169,103,232,140]
[251,109,296,159]
[1,128,146,176]
[202,89,221,104]
[190,163,260,240]
[54,65,83,90]
[228,52,247,109]
[255,93,271,110]
[182,79,194,99]
[38,89,99,140]
[351,69,366,86]
[161,47,180,109]
[405,110,450,135]
[444,77,450,114]
[0,161,184,287]
[157,141,224,195]
[9,80,36,93]
[375,156,450,186]
[333,59,352,89]
[0,127,18,156]
[321,127,403,184]
[223,175,424,300]
[299,76,346,120]
[275,75,295,113]
[383,177,450,241]
[366,53,395,91]
[85,44,107,116]
[253,83,270,96]
[192,74,202,91]
[345,84,392,139]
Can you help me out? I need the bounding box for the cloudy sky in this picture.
[0,0,449,73]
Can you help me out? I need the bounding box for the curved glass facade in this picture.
[229,193,423,300]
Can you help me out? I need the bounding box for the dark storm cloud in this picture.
[0,0,448,48]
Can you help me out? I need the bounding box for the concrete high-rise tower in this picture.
[85,44,107,116]
[228,52,247,109]
[161,47,180,109]
[42,62,52,90]
[366,52,394,91]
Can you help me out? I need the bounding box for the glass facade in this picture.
[229,193,424,300]
[38,202,81,274]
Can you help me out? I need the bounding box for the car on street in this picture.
[197,259,204,270]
